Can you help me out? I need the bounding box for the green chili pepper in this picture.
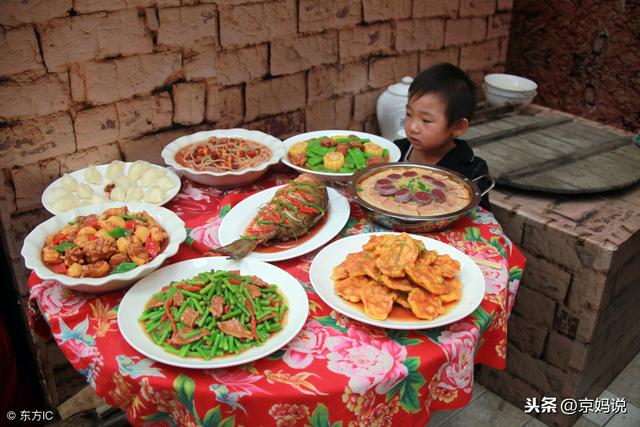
[110,262,137,274]
[53,241,76,253]
[108,227,131,239]
[118,214,148,222]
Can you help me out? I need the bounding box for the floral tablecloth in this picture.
[28,169,525,427]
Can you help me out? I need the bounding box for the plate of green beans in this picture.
[118,256,309,368]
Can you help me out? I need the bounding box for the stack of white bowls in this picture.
[483,73,538,107]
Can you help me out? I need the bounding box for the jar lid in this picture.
[387,76,414,96]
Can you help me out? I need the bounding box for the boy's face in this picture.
[404,94,465,153]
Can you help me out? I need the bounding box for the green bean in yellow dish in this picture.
[139,269,288,359]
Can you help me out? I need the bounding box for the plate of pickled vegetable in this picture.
[282,130,401,182]
[118,257,309,368]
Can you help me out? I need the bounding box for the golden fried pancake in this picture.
[439,277,462,303]
[375,233,420,278]
[379,274,414,292]
[334,276,373,302]
[343,251,377,277]
[392,291,411,309]
[404,255,451,295]
[363,234,394,251]
[331,261,349,280]
[408,288,445,320]
[433,254,461,279]
[361,284,395,320]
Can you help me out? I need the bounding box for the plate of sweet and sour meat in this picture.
[309,232,485,329]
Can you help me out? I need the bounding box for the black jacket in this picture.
[394,138,492,210]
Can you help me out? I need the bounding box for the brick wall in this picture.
[507,0,640,132]
[0,0,510,406]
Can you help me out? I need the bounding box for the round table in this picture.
[28,170,525,426]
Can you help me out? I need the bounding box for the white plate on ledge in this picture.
[118,257,309,369]
[217,185,351,262]
[309,232,486,330]
[42,161,181,215]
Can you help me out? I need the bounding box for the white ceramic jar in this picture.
[376,76,413,142]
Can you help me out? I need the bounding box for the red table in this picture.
[28,170,525,426]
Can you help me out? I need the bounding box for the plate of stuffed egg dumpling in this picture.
[41,160,182,215]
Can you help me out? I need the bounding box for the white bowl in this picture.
[281,130,402,183]
[484,73,538,93]
[483,82,536,98]
[21,202,186,293]
[483,84,537,108]
[161,128,285,188]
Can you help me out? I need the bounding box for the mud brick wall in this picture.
[0,0,512,408]
[507,0,640,132]
[477,121,640,427]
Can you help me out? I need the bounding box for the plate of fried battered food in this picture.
[309,232,485,329]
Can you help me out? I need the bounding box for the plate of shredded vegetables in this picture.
[118,257,309,368]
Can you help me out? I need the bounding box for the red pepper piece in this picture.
[87,234,97,241]
[228,278,241,285]
[52,233,68,246]
[246,299,257,340]
[83,220,99,229]
[176,284,203,292]
[51,263,67,274]
[164,299,177,336]
[125,220,136,231]
[146,237,160,258]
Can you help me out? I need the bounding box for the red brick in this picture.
[75,104,120,150]
[12,160,61,212]
[396,18,445,52]
[0,113,75,169]
[216,44,268,85]
[219,0,296,47]
[145,7,159,31]
[498,36,508,63]
[460,38,501,70]
[369,54,419,88]
[184,44,216,81]
[487,12,511,38]
[339,23,393,63]
[308,61,368,102]
[208,84,244,127]
[305,96,353,130]
[419,46,460,69]
[0,26,45,77]
[353,88,385,121]
[39,9,153,72]
[412,0,459,18]
[172,82,206,126]
[69,65,85,102]
[117,92,173,138]
[59,144,121,174]
[445,17,487,46]
[299,0,361,33]
[459,0,495,17]
[245,73,305,121]
[74,0,125,13]
[271,32,338,76]
[496,0,513,11]
[512,285,556,329]
[0,0,71,26]
[84,52,182,105]
[246,111,305,139]
[157,5,217,48]
[363,0,411,23]
[120,125,209,164]
[0,73,70,121]
[508,312,548,357]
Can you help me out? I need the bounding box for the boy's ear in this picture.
[451,118,469,137]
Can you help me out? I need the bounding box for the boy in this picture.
[394,63,491,209]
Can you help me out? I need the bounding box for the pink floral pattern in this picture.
[325,326,408,394]
[30,280,89,316]
[283,320,335,369]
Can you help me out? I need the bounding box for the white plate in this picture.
[42,162,181,215]
[217,185,351,262]
[161,128,285,187]
[118,257,309,369]
[21,202,186,293]
[309,232,486,329]
[281,130,401,183]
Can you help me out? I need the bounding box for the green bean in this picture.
[200,283,213,295]
[182,329,202,339]
[181,289,202,300]
[179,343,192,357]
[164,345,181,355]
[210,333,222,355]
[266,324,283,333]
[177,301,189,318]
[221,308,241,320]
[221,335,229,351]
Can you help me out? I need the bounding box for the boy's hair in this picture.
[408,63,476,126]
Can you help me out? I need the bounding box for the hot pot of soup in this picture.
[348,163,494,232]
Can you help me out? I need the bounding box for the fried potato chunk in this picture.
[361,284,396,320]
[408,288,445,320]
[375,233,420,278]
[439,277,462,303]
[433,254,461,278]
[334,276,373,303]
[379,275,414,292]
